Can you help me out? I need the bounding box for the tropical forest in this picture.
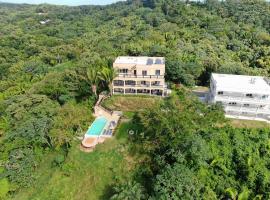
[0,0,270,199]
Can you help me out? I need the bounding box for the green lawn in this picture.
[230,119,270,128]
[10,122,136,200]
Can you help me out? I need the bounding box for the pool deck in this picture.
[81,95,122,150]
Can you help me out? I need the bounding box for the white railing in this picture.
[225,106,270,114]
[215,96,270,104]
[117,74,164,79]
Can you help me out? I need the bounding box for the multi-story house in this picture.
[112,56,170,96]
[208,73,270,122]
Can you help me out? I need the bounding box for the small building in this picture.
[112,56,170,96]
[209,73,270,122]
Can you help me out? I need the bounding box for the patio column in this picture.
[123,80,125,94]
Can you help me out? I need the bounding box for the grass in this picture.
[10,122,137,200]
[102,95,162,113]
[230,119,270,128]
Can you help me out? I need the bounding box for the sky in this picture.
[1,0,124,6]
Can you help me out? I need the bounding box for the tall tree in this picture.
[86,67,100,96]
[98,67,117,96]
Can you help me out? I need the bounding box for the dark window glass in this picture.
[142,70,147,76]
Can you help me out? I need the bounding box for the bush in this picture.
[52,154,65,167]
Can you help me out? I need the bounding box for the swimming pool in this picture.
[86,117,108,137]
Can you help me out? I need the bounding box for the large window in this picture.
[155,70,160,76]
[142,70,147,76]
[119,69,128,74]
[152,81,160,86]
[141,81,147,85]
[113,80,124,86]
[125,80,135,86]
[246,93,253,97]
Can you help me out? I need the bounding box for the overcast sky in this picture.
[1,0,125,6]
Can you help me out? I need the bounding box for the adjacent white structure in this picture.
[112,56,171,96]
[209,73,270,122]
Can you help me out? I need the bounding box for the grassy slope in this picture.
[229,119,270,128]
[102,95,162,118]
[10,122,135,200]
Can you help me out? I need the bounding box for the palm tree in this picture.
[98,66,117,96]
[86,67,100,96]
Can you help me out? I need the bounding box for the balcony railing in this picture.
[113,83,165,88]
[117,74,164,79]
[215,95,270,104]
[225,106,270,114]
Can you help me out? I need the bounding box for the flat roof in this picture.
[114,56,165,65]
[212,73,270,94]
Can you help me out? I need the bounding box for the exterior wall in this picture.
[209,75,270,122]
[112,58,169,97]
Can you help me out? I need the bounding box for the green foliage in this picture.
[52,154,65,167]
[0,0,270,198]
[110,181,146,200]
[0,178,9,199]
[114,88,270,199]
[153,164,201,200]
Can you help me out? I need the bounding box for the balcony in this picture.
[225,105,270,114]
[113,82,165,88]
[215,95,270,104]
[117,74,164,79]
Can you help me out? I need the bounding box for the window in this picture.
[152,81,160,86]
[125,80,135,86]
[141,81,146,85]
[119,69,128,74]
[229,102,237,105]
[155,70,160,76]
[113,80,124,86]
[218,91,223,95]
[262,95,268,99]
[243,104,249,107]
[142,70,147,76]
[246,93,253,97]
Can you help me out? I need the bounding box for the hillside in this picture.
[0,0,270,199]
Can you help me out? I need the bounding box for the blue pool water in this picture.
[86,117,108,136]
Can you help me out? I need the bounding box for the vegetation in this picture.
[110,89,270,199]
[102,95,161,112]
[0,0,269,199]
[8,122,137,200]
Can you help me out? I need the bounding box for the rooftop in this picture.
[114,56,165,65]
[212,73,270,94]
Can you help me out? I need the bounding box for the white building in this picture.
[112,56,171,96]
[209,73,270,122]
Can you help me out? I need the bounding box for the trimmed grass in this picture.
[102,95,162,113]
[10,122,136,200]
[230,119,270,128]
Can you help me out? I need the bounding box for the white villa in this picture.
[112,56,170,96]
[209,73,270,122]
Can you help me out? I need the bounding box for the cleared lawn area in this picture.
[230,119,270,128]
[102,95,162,112]
[10,122,136,200]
